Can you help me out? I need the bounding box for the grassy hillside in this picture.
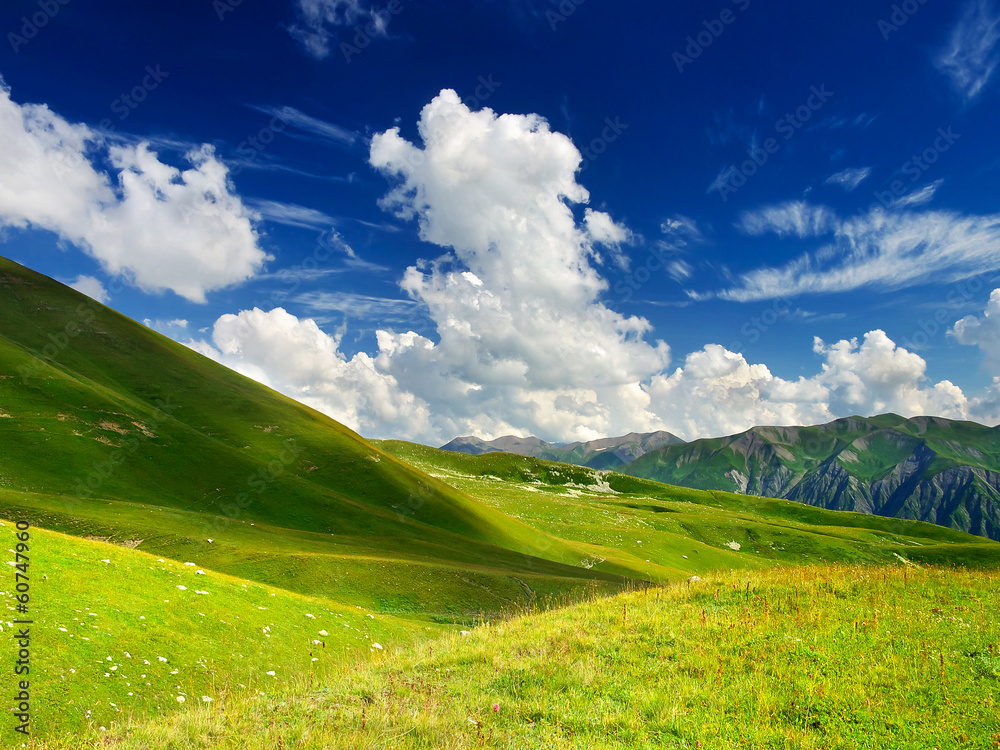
[2,521,434,741]
[0,256,632,618]
[33,565,1000,749]
[621,416,1000,540]
[375,440,1000,576]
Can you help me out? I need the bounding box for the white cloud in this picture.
[718,203,1000,302]
[824,167,871,191]
[249,105,356,146]
[248,200,337,230]
[188,308,431,438]
[0,81,269,303]
[951,287,1000,372]
[890,180,942,209]
[366,89,671,440]
[288,0,388,59]
[294,290,418,323]
[161,92,998,444]
[936,0,1000,101]
[737,202,837,238]
[647,331,972,439]
[67,275,109,303]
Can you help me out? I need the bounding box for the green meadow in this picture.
[3,256,1000,747]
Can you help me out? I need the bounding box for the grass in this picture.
[374,440,1000,579]
[1,521,436,741]
[24,564,1000,749]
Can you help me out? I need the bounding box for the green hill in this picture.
[621,415,1000,541]
[0,256,631,619]
[374,440,1000,573]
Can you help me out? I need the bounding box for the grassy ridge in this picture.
[33,565,1000,749]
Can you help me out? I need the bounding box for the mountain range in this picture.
[440,430,684,469]
[442,415,1000,541]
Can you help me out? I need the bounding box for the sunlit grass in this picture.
[30,564,1000,749]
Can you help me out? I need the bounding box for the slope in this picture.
[376,440,1000,575]
[0,256,629,617]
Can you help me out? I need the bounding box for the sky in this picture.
[2,0,1000,445]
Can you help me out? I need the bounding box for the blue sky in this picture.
[3,0,1000,444]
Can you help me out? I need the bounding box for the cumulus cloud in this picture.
[936,0,1000,101]
[0,81,269,303]
[163,91,996,444]
[189,308,432,438]
[365,89,670,439]
[647,331,972,439]
[951,287,1000,372]
[718,203,1000,302]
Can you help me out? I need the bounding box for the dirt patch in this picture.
[98,420,130,434]
[84,536,144,549]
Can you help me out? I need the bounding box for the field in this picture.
[20,563,1000,749]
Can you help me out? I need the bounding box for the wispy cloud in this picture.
[713,204,1000,301]
[936,0,1000,101]
[294,290,418,322]
[248,199,338,230]
[288,0,389,59]
[737,202,838,238]
[249,105,357,146]
[824,167,872,191]
[319,230,389,271]
[890,179,943,209]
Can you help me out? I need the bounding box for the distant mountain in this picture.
[620,414,1000,541]
[440,430,685,469]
